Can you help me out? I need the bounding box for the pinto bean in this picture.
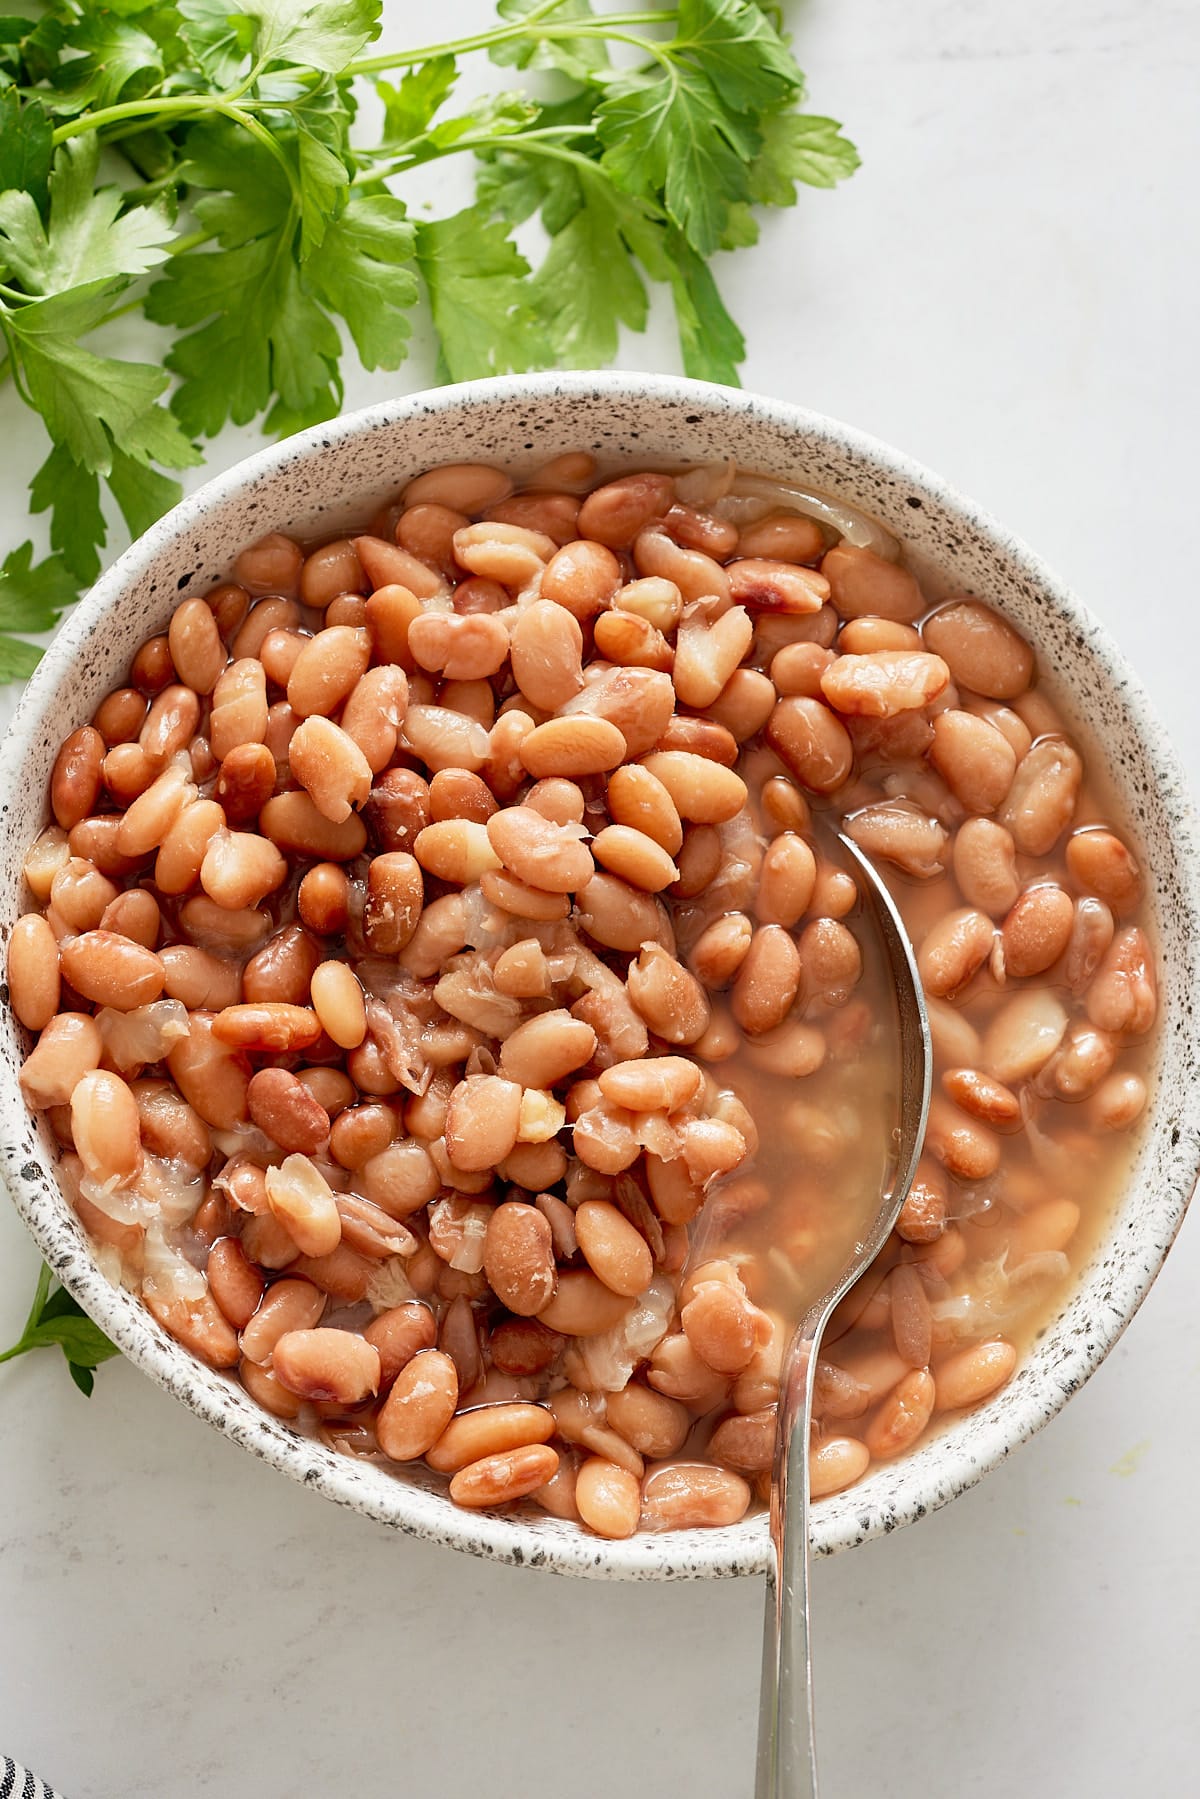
[895,1160,947,1243]
[673,605,753,708]
[983,990,1069,1083]
[754,833,816,928]
[734,511,824,563]
[575,1200,653,1297]
[605,763,683,856]
[538,1271,632,1337]
[918,908,994,998]
[766,697,854,793]
[510,600,585,711]
[540,539,623,617]
[809,1437,871,1498]
[925,1095,1001,1181]
[941,1068,1021,1130]
[821,651,949,718]
[929,710,1017,813]
[952,818,1020,917]
[577,474,674,547]
[449,1444,560,1509]
[731,925,801,1035]
[427,1403,556,1476]
[844,802,948,879]
[71,1069,142,1184]
[271,1328,379,1404]
[934,1339,1017,1411]
[487,806,594,893]
[8,914,60,1030]
[483,1203,557,1316]
[923,602,1033,699]
[1086,926,1156,1036]
[51,727,105,830]
[640,1464,751,1530]
[445,1075,522,1172]
[1000,885,1075,978]
[865,1369,935,1458]
[730,559,829,615]
[146,1291,239,1369]
[1066,828,1143,914]
[639,751,747,824]
[822,544,924,621]
[626,942,711,1044]
[1001,738,1083,855]
[60,932,165,1011]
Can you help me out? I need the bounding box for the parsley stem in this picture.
[120,173,179,205]
[345,10,674,77]
[360,122,592,175]
[0,1261,50,1365]
[53,96,299,204]
[170,228,219,257]
[53,97,279,170]
[53,95,227,145]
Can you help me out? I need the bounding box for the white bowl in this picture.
[2,372,1198,1580]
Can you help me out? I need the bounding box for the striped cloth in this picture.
[1,1759,62,1798]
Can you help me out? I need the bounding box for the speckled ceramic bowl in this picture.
[2,373,1198,1580]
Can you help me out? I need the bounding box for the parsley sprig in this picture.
[0,1260,120,1395]
[0,0,857,671]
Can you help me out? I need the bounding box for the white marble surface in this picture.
[2,1,1199,1793]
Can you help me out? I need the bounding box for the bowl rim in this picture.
[3,368,1199,1581]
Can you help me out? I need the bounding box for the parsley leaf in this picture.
[530,172,649,367]
[376,56,457,146]
[0,1264,120,1396]
[604,200,743,383]
[29,445,106,585]
[176,0,255,85]
[597,63,759,259]
[295,124,350,255]
[46,12,163,112]
[10,281,178,473]
[0,539,75,631]
[672,0,801,114]
[0,635,45,681]
[0,139,174,297]
[491,0,609,82]
[145,123,326,434]
[4,266,199,588]
[1,10,67,90]
[668,239,745,384]
[305,195,419,367]
[107,448,185,540]
[749,112,862,201]
[0,90,52,214]
[416,205,550,381]
[239,0,382,75]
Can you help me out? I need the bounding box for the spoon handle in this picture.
[755,1328,822,1799]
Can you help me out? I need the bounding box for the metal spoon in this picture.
[754,831,932,1799]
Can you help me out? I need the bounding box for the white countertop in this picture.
[2,2,1198,1793]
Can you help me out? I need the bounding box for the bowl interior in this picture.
[2,372,1198,1580]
